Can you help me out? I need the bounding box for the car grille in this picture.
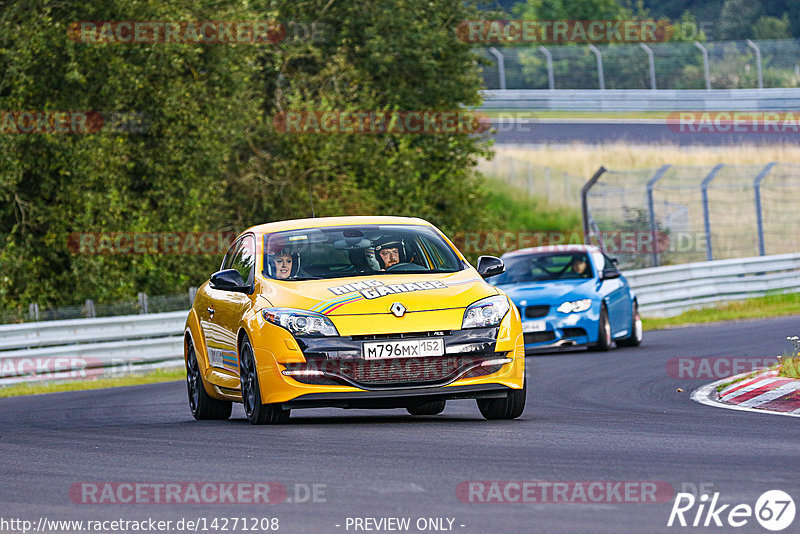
[524,331,556,344]
[284,354,506,388]
[524,305,549,318]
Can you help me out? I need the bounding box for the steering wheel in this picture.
[385,262,427,272]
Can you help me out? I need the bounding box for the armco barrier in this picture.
[1,254,798,385]
[625,253,800,317]
[481,88,800,112]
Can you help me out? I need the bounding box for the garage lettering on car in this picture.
[328,279,448,300]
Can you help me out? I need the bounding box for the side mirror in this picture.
[601,268,621,280]
[210,269,249,292]
[477,255,505,278]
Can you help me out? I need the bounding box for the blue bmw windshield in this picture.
[262,225,464,280]
[493,253,594,284]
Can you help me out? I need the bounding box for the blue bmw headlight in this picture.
[262,308,339,337]
[556,299,592,314]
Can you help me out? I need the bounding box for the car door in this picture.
[592,251,632,337]
[202,234,256,376]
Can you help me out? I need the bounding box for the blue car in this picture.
[489,245,642,353]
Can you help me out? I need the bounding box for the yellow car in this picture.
[184,216,525,424]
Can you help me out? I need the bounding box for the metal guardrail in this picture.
[626,253,800,317]
[1,254,798,385]
[0,311,186,385]
[481,88,800,111]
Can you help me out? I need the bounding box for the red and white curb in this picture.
[691,369,800,418]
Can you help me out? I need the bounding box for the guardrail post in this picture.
[138,292,149,314]
[488,47,506,90]
[588,45,605,90]
[539,46,555,89]
[85,299,96,318]
[693,41,711,90]
[646,165,671,267]
[581,167,607,243]
[753,161,777,256]
[701,164,724,260]
[746,39,764,89]
[639,43,656,89]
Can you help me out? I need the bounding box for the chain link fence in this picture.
[583,163,800,269]
[478,39,800,90]
[478,157,585,207]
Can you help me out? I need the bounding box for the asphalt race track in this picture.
[490,119,800,145]
[1,316,798,534]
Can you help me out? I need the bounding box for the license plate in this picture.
[362,338,445,360]
[522,321,546,333]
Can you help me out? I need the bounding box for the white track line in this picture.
[691,374,800,418]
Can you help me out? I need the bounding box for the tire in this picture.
[186,338,232,421]
[477,380,526,420]
[239,336,290,425]
[407,399,446,416]
[617,301,643,347]
[590,304,612,352]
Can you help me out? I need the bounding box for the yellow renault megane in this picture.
[184,216,525,424]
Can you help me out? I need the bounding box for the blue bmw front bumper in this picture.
[518,304,600,352]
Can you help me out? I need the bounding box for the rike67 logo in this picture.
[668,490,795,531]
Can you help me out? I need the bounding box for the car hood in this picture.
[496,279,598,304]
[259,270,497,316]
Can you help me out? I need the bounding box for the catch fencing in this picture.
[582,162,800,269]
[477,39,800,91]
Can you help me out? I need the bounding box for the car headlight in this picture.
[462,295,510,329]
[556,299,592,314]
[262,308,339,337]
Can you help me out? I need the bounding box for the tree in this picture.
[718,0,763,40]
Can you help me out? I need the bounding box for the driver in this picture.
[373,237,405,270]
[570,256,590,277]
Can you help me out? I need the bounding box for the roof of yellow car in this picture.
[244,216,434,235]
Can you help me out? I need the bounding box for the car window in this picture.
[262,225,463,280]
[220,238,242,271]
[230,234,255,284]
[493,252,593,284]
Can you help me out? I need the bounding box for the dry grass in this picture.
[491,143,800,178]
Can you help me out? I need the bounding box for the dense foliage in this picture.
[0,0,494,311]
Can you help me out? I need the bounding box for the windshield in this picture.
[262,225,465,281]
[493,252,594,284]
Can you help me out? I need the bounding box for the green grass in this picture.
[643,293,800,330]
[779,357,800,379]
[484,185,582,234]
[0,367,185,398]
[481,110,672,120]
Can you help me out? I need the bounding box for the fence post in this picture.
[639,43,656,89]
[701,164,724,260]
[188,287,198,304]
[85,299,96,318]
[693,41,711,90]
[28,303,39,322]
[581,167,607,243]
[588,45,605,90]
[746,39,763,89]
[488,47,506,90]
[539,46,555,89]
[753,161,777,256]
[646,165,671,267]
[138,292,149,314]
